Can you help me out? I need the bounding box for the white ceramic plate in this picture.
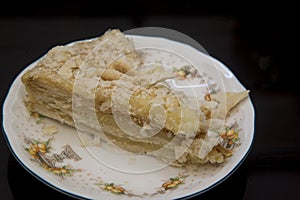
[2,35,255,199]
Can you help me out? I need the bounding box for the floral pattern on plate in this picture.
[161,175,189,191]
[24,137,82,178]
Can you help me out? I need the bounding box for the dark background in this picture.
[1,1,299,199]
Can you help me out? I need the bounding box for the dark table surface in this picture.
[1,2,299,199]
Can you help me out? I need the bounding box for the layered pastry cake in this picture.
[21,29,249,167]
